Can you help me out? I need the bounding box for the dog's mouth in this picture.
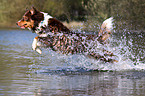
[19,24,28,29]
[20,25,25,29]
[20,25,27,29]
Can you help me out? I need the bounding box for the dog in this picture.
[16,7,117,62]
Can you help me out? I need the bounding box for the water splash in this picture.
[100,29,145,71]
[30,28,145,72]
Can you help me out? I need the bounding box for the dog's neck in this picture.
[35,12,53,34]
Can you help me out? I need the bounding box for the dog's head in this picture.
[16,7,44,31]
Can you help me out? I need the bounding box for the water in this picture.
[0,29,145,96]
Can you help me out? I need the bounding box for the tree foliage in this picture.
[82,0,145,30]
[0,0,144,30]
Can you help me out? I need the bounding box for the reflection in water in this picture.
[0,30,145,96]
[31,72,145,96]
[30,72,119,96]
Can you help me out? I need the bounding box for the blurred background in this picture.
[0,0,144,31]
[0,1,145,95]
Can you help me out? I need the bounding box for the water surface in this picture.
[0,30,145,96]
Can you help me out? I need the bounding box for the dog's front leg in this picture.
[32,36,42,54]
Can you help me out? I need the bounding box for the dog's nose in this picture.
[16,22,18,25]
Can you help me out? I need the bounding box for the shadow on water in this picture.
[0,29,145,96]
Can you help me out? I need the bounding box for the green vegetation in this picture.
[0,0,144,30]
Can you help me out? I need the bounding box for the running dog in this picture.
[16,7,117,62]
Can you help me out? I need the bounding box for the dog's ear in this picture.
[30,6,38,15]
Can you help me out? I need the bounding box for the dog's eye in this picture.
[24,17,28,21]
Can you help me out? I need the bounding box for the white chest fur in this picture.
[35,12,53,34]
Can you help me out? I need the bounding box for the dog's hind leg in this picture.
[88,51,118,63]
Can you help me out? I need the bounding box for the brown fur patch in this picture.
[17,7,44,30]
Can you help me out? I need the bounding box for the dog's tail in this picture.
[98,17,113,42]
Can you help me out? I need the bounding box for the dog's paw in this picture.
[36,48,42,54]
[32,37,38,50]
[32,37,42,54]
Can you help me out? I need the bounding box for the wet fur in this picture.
[16,7,117,62]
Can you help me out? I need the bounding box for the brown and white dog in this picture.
[16,7,117,62]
